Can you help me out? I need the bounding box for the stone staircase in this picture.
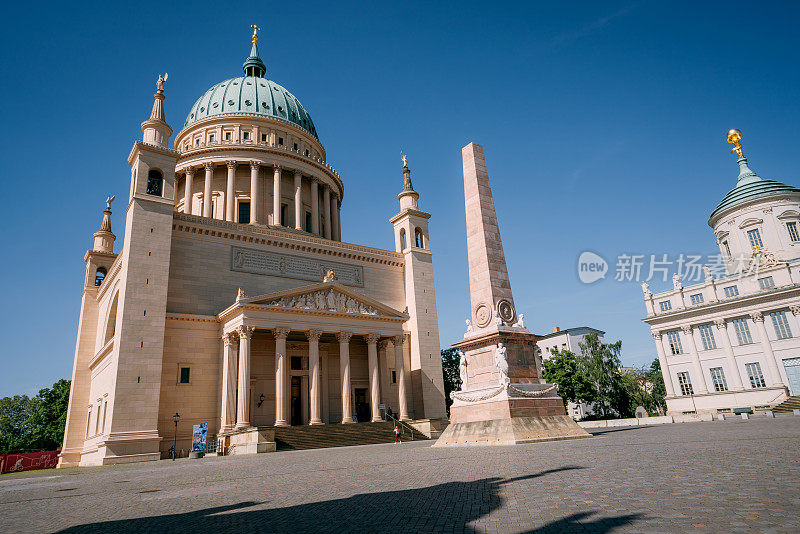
[273,421,428,451]
[772,395,800,414]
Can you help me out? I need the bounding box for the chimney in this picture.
[553,326,560,333]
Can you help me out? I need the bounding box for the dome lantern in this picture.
[243,24,266,78]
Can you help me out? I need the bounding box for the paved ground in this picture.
[1,417,798,533]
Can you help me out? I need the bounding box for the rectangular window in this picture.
[86,408,92,438]
[747,228,763,248]
[305,211,312,232]
[278,137,284,145]
[710,367,728,392]
[243,131,250,140]
[391,370,397,384]
[666,330,683,355]
[237,201,250,224]
[225,132,232,140]
[659,300,672,311]
[770,311,792,339]
[95,402,101,434]
[697,323,717,350]
[723,285,739,297]
[261,133,267,142]
[677,372,694,395]
[102,401,108,433]
[722,240,731,256]
[787,222,800,242]
[690,293,704,305]
[281,204,288,226]
[293,142,298,150]
[208,134,215,142]
[290,356,303,370]
[731,318,753,345]
[179,367,190,384]
[746,362,766,388]
[758,276,775,289]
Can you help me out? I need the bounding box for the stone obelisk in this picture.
[434,142,589,446]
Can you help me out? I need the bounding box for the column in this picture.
[337,332,353,423]
[249,161,260,224]
[366,333,381,422]
[293,171,303,230]
[713,319,744,390]
[307,330,323,425]
[235,326,255,428]
[220,332,239,430]
[225,161,236,222]
[392,335,409,420]
[273,165,282,226]
[751,312,784,386]
[331,192,340,241]
[323,185,332,239]
[202,162,214,218]
[274,327,290,426]
[651,332,675,397]
[310,178,320,235]
[183,168,194,215]
[682,325,709,393]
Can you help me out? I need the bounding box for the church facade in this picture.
[59,31,446,467]
[643,130,800,415]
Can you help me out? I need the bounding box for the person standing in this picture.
[394,425,401,444]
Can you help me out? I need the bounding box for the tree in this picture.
[576,333,633,418]
[541,349,596,410]
[441,348,462,415]
[0,379,71,454]
[646,358,667,414]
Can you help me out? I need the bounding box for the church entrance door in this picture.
[354,388,369,422]
[291,376,302,426]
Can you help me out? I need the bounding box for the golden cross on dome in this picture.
[251,24,260,45]
[727,128,744,158]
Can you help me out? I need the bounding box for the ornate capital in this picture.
[306,329,323,342]
[365,333,380,345]
[651,331,662,340]
[185,167,195,177]
[226,160,238,170]
[336,331,353,343]
[273,164,282,173]
[331,191,340,201]
[713,318,727,329]
[294,169,302,177]
[249,160,261,171]
[237,325,255,339]
[203,162,215,172]
[790,305,800,316]
[222,331,239,346]
[274,327,290,339]
[750,311,764,323]
[392,335,404,346]
[380,339,393,350]
[681,325,693,335]
[309,176,319,185]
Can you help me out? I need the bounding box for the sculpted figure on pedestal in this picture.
[494,343,510,387]
[459,351,468,390]
[465,319,473,333]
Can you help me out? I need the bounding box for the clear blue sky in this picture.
[1,1,798,397]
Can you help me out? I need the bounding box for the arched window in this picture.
[146,170,164,197]
[414,228,424,249]
[94,267,107,286]
[399,228,407,250]
[104,293,119,344]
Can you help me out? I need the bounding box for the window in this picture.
[710,367,728,392]
[146,170,163,197]
[238,201,250,224]
[722,240,731,256]
[305,211,312,232]
[243,131,250,140]
[414,228,424,248]
[278,137,284,145]
[94,267,107,286]
[690,294,704,305]
[293,142,298,150]
[723,285,739,298]
[86,407,92,438]
[787,222,800,242]
[261,133,267,142]
[304,149,309,156]
[280,204,288,226]
[179,367,190,384]
[104,293,119,344]
[290,356,304,370]
[391,370,397,384]
[698,324,717,350]
[747,228,763,248]
[770,311,792,339]
[758,276,775,289]
[195,139,200,146]
[102,401,108,433]
[95,402,101,434]
[731,318,753,345]
[666,330,683,355]
[399,228,407,250]
[677,372,694,395]
[208,134,215,142]
[225,132,232,140]
[659,300,672,311]
[746,362,766,388]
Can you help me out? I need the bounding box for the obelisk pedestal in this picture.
[434,143,589,446]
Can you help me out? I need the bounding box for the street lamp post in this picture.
[172,412,180,461]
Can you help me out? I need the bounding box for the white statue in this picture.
[323,269,337,282]
[641,282,651,297]
[105,194,115,210]
[672,273,682,290]
[703,265,713,283]
[494,343,510,387]
[236,288,247,301]
[156,72,168,92]
[458,351,468,390]
[401,152,408,168]
[465,319,473,333]
[512,313,525,328]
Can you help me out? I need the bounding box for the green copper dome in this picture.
[183,42,318,139]
[709,157,800,222]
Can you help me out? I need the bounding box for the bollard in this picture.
[765,410,775,418]
[740,413,749,420]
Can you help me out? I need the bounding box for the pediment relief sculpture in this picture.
[264,289,379,316]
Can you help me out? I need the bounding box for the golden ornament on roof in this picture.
[727,128,744,158]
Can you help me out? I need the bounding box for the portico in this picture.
[217,281,410,431]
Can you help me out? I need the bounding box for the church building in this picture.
[59,28,446,467]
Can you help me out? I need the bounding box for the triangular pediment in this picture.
[239,282,408,319]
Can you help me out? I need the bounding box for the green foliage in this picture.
[576,333,631,418]
[441,348,462,414]
[541,350,596,409]
[0,379,71,454]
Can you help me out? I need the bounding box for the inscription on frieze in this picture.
[231,246,364,287]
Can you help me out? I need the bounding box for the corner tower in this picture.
[390,154,446,419]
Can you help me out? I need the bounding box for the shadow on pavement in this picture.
[55,465,642,533]
[587,425,647,436]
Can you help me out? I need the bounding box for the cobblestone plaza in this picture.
[1,418,798,533]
